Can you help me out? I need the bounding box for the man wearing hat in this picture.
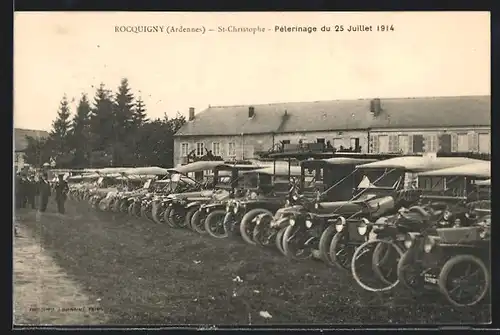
[38,172,51,212]
[55,174,69,214]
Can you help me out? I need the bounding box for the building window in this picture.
[398,135,409,153]
[388,135,399,152]
[412,135,424,153]
[181,143,189,157]
[438,134,452,153]
[196,142,205,156]
[478,133,490,153]
[426,135,438,152]
[316,138,325,144]
[228,142,236,157]
[350,138,360,150]
[212,142,221,156]
[377,135,389,153]
[457,133,468,152]
[281,140,290,144]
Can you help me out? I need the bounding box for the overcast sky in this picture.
[14,11,490,131]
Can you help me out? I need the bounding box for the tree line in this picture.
[24,78,186,169]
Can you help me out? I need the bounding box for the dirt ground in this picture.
[13,216,108,325]
[14,200,491,326]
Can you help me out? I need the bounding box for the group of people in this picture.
[15,172,69,214]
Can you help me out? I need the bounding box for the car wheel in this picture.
[240,208,273,245]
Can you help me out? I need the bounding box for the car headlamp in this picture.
[206,207,210,213]
[292,194,299,201]
[226,204,231,212]
[357,218,370,236]
[250,192,257,199]
[289,218,296,226]
[423,236,437,253]
[443,211,451,220]
[404,233,415,249]
[335,216,346,233]
[315,203,320,210]
[479,229,489,239]
[305,220,313,228]
[285,199,291,206]
[233,203,239,214]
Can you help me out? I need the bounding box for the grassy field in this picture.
[14,200,491,326]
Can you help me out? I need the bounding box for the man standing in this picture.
[26,174,37,209]
[55,174,69,214]
[15,173,22,209]
[38,173,51,212]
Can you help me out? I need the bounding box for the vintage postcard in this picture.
[13,11,491,327]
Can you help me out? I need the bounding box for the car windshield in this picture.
[356,168,403,189]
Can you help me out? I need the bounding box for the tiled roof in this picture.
[14,128,50,152]
[175,95,490,137]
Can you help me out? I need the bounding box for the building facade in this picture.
[14,128,50,172]
[173,96,490,167]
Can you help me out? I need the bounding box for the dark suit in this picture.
[26,179,37,209]
[55,180,69,214]
[38,179,51,212]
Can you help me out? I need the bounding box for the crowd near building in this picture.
[173,95,490,167]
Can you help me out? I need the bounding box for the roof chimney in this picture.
[370,98,382,117]
[188,107,195,121]
[248,106,255,118]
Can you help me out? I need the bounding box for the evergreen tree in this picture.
[49,95,72,166]
[130,96,148,164]
[70,93,92,167]
[112,78,135,165]
[89,83,114,154]
[131,96,148,127]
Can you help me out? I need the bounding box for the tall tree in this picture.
[49,95,72,167]
[70,93,92,167]
[112,78,135,165]
[131,96,148,127]
[130,96,148,164]
[89,83,114,159]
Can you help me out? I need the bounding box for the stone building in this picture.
[173,95,490,167]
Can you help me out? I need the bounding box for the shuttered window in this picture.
[398,135,409,153]
[378,135,389,153]
[228,142,236,157]
[424,134,438,152]
[388,135,399,152]
[457,133,468,152]
[451,133,458,152]
[468,133,478,152]
[371,135,379,153]
[478,133,490,153]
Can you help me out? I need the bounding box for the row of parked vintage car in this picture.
[66,152,491,308]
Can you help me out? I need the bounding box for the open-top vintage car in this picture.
[88,172,128,210]
[322,156,485,272]
[223,164,303,244]
[394,161,491,307]
[160,161,237,229]
[104,167,170,216]
[184,163,261,237]
[350,160,491,293]
[252,157,379,259]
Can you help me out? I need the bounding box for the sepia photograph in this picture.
[13,11,491,327]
